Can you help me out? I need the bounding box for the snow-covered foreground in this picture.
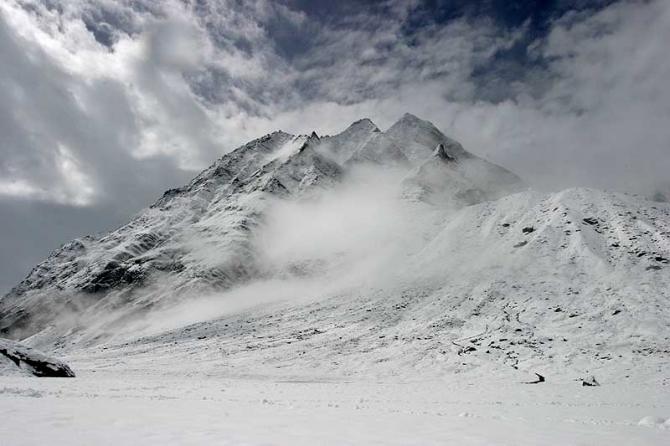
[1,371,669,445]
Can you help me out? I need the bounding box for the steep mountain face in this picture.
[0,114,521,340]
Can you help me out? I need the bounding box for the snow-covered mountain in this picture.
[1,113,668,382]
[0,114,521,339]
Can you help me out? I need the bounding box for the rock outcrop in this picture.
[0,338,75,377]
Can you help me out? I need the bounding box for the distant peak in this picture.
[398,113,423,123]
[348,118,380,132]
[389,112,438,131]
[352,118,374,125]
[310,131,320,140]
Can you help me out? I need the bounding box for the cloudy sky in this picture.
[1,0,669,294]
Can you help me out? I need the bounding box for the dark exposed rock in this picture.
[455,345,476,356]
[582,375,600,386]
[513,241,528,248]
[151,187,187,209]
[433,143,456,163]
[522,227,535,234]
[81,261,146,293]
[525,373,545,384]
[0,338,75,377]
[582,217,599,225]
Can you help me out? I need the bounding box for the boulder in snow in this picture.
[524,373,545,384]
[582,375,600,387]
[0,338,75,377]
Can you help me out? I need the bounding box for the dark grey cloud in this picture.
[0,7,192,207]
[1,0,669,294]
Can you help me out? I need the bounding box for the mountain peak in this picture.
[383,113,447,164]
[393,113,437,128]
[399,112,421,122]
[388,112,440,132]
[391,113,442,131]
[348,118,380,133]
